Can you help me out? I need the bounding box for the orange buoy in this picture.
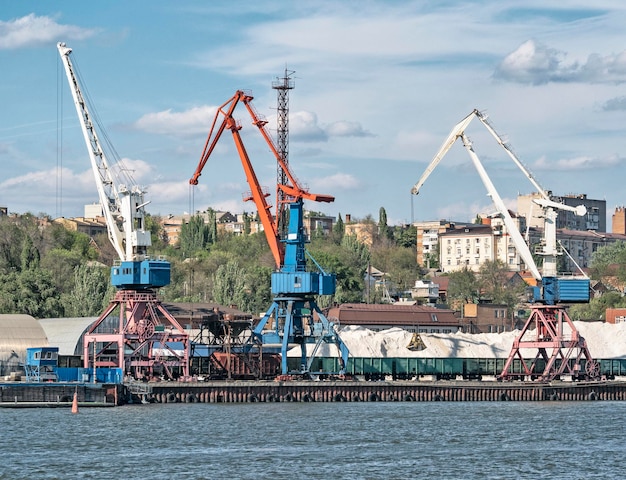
[71,392,79,414]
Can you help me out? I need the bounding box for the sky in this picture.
[1,1,626,228]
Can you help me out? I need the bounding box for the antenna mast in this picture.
[272,68,295,238]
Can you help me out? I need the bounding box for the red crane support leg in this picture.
[498,305,598,382]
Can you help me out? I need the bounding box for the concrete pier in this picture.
[143,379,626,403]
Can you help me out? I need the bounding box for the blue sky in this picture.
[1,1,625,228]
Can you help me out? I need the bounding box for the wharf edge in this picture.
[140,380,625,404]
[3,380,626,406]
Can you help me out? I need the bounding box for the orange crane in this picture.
[191,90,333,270]
[190,90,348,375]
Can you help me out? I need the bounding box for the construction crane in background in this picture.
[57,43,189,381]
[190,90,348,376]
[412,109,599,381]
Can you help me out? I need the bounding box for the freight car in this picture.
[295,357,626,381]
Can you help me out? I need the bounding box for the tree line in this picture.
[0,208,418,318]
[1,209,624,321]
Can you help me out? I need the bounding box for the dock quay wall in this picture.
[4,381,626,406]
[0,382,122,407]
[143,380,626,404]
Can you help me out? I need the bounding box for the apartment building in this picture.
[517,192,606,232]
[527,227,626,272]
[414,220,468,267]
[344,214,376,246]
[53,216,107,237]
[439,223,495,273]
[436,212,528,274]
[613,206,626,235]
[303,212,334,239]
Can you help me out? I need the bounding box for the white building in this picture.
[437,213,528,274]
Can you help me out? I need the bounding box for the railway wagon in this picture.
[297,357,626,380]
[299,357,515,380]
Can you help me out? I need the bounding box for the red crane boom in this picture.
[190,90,333,269]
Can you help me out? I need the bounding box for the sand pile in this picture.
[294,321,626,359]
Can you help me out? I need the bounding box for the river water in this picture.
[0,401,623,479]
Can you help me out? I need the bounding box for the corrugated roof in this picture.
[38,317,97,356]
[0,314,49,373]
[0,314,48,351]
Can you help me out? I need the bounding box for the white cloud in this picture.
[1,166,92,191]
[494,40,565,85]
[290,111,327,142]
[0,14,96,49]
[325,121,373,138]
[602,96,626,111]
[145,180,189,204]
[289,112,372,142]
[111,158,154,184]
[133,105,217,136]
[309,172,362,192]
[533,154,621,171]
[494,39,626,85]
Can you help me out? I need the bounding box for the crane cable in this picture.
[56,51,63,219]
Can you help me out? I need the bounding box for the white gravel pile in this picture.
[300,321,626,359]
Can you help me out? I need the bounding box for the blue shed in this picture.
[24,347,59,382]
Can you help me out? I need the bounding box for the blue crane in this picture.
[190,91,348,376]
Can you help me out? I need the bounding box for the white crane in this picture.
[57,42,168,289]
[412,109,597,381]
[412,109,589,304]
[57,42,188,380]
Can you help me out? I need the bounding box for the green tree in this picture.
[145,214,169,251]
[394,224,417,249]
[40,228,98,294]
[20,235,40,271]
[589,241,626,281]
[207,209,218,244]
[212,260,247,309]
[478,260,525,319]
[242,211,251,236]
[447,268,479,311]
[309,234,370,304]
[0,269,62,318]
[0,218,27,272]
[569,291,626,321]
[378,207,390,241]
[239,265,272,315]
[478,260,509,303]
[179,215,209,257]
[370,243,419,296]
[41,249,85,294]
[423,244,439,270]
[332,213,345,244]
[62,264,113,317]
